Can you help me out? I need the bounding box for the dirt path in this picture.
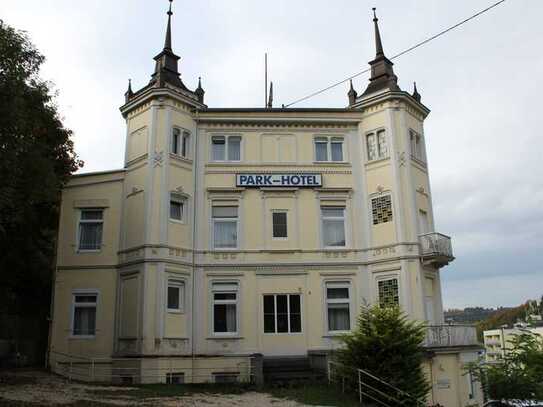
[0,370,312,406]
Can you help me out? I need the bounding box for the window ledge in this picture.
[169,153,193,164]
[68,335,96,340]
[365,157,390,166]
[312,161,351,166]
[167,309,185,314]
[322,333,350,338]
[206,336,244,340]
[169,219,186,225]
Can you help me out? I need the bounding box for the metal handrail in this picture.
[328,361,427,406]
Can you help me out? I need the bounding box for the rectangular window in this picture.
[170,199,184,222]
[166,372,185,384]
[378,278,399,308]
[72,293,97,336]
[272,212,287,238]
[167,280,184,312]
[171,128,180,155]
[212,206,238,249]
[321,207,346,247]
[410,130,423,161]
[211,135,241,161]
[78,209,103,251]
[371,195,393,225]
[366,130,388,161]
[213,372,239,383]
[314,136,344,162]
[263,294,302,334]
[181,130,190,158]
[326,282,351,332]
[212,282,238,334]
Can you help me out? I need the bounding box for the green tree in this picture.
[335,305,430,406]
[468,331,543,400]
[0,20,82,363]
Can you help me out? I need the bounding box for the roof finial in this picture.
[412,81,421,102]
[372,7,384,57]
[267,81,273,109]
[348,79,358,106]
[164,0,173,51]
[124,78,134,103]
[195,76,205,103]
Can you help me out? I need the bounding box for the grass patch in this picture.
[265,383,360,407]
[90,382,255,399]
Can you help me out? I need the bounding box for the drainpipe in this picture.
[191,110,201,375]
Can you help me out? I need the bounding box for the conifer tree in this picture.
[335,305,430,406]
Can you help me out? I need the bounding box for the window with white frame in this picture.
[263,294,301,333]
[78,209,103,251]
[171,128,190,158]
[212,206,238,249]
[167,280,184,312]
[211,135,241,161]
[326,282,351,332]
[371,195,393,225]
[314,136,344,162]
[321,206,346,247]
[378,278,399,308]
[272,211,287,238]
[410,130,424,162]
[72,292,97,336]
[170,194,185,222]
[366,130,388,161]
[212,282,238,334]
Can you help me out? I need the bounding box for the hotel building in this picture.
[49,3,483,405]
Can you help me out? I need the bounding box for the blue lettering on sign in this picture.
[237,173,322,188]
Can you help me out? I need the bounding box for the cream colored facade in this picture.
[48,5,483,406]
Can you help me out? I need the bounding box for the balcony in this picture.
[424,325,481,349]
[419,232,454,267]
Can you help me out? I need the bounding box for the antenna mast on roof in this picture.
[264,53,268,108]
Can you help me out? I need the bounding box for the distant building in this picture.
[48,2,483,406]
[484,326,543,362]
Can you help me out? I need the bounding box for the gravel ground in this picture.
[0,370,311,406]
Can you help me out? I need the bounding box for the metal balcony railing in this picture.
[419,232,454,266]
[424,325,480,348]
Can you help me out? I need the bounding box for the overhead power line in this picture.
[284,0,507,108]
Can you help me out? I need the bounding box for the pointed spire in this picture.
[164,0,173,51]
[195,76,205,103]
[348,79,358,106]
[372,8,384,57]
[412,82,421,102]
[361,8,400,97]
[267,82,273,109]
[124,79,134,103]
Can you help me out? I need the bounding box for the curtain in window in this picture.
[228,137,241,161]
[213,221,237,248]
[315,141,328,161]
[79,223,103,250]
[367,134,377,160]
[328,303,350,331]
[170,201,183,220]
[331,140,343,161]
[212,137,225,160]
[73,307,96,335]
[377,131,388,157]
[323,219,345,246]
[214,303,236,332]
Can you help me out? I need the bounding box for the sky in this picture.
[2,0,542,309]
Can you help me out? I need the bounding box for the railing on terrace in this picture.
[327,361,427,407]
[49,351,255,384]
[424,325,480,348]
[419,233,454,266]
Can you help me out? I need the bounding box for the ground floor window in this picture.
[263,294,301,334]
[213,372,239,383]
[326,282,351,332]
[166,372,185,384]
[212,282,238,334]
[72,292,97,336]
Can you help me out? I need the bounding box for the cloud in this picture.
[3,0,542,307]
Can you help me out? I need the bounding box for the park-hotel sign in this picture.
[236,173,322,188]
